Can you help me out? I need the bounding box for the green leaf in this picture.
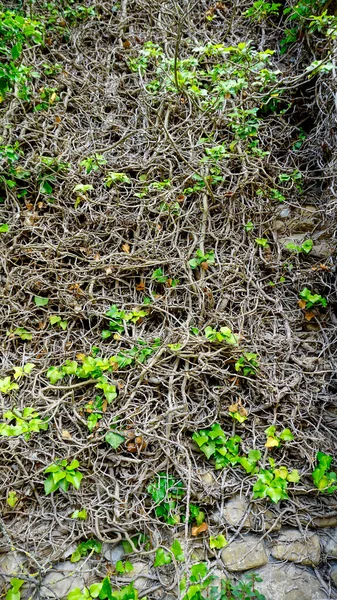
[23,363,35,375]
[287,469,300,483]
[67,471,83,489]
[189,258,198,269]
[71,508,87,520]
[279,428,294,442]
[105,431,125,449]
[154,548,172,567]
[115,560,125,573]
[34,296,49,306]
[7,491,18,508]
[44,474,59,495]
[124,560,134,573]
[11,42,22,59]
[170,539,185,561]
[0,223,9,233]
[40,180,53,195]
[68,587,86,599]
[209,534,227,549]
[190,562,208,582]
[89,583,103,598]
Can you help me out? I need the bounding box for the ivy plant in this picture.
[264,426,294,448]
[71,539,102,563]
[204,326,238,345]
[0,408,48,439]
[235,353,259,376]
[44,459,83,494]
[298,288,327,309]
[189,249,215,270]
[102,304,148,340]
[253,462,300,503]
[312,452,337,494]
[147,472,185,525]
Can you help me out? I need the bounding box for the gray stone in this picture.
[321,528,337,558]
[41,561,90,598]
[331,563,337,587]
[221,536,268,571]
[254,562,326,600]
[102,543,125,563]
[271,529,321,566]
[223,495,252,529]
[310,240,332,259]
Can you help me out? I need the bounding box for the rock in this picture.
[221,535,268,571]
[254,562,326,600]
[321,528,337,558]
[330,563,337,587]
[310,240,333,259]
[0,552,26,593]
[222,495,252,529]
[271,529,321,566]
[41,561,90,598]
[312,517,337,528]
[102,543,125,563]
[200,471,215,485]
[264,510,282,532]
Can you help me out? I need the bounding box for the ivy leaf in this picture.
[0,223,9,232]
[34,296,49,306]
[154,548,172,567]
[279,428,294,442]
[105,431,125,449]
[287,469,300,483]
[265,436,279,449]
[209,534,227,549]
[170,539,185,561]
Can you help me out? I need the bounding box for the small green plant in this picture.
[116,560,134,574]
[312,452,337,494]
[189,249,215,270]
[71,539,102,563]
[34,86,59,111]
[44,459,83,494]
[7,491,18,508]
[71,508,87,520]
[34,295,49,306]
[7,327,32,341]
[79,154,107,174]
[73,184,93,208]
[253,461,300,503]
[104,172,131,187]
[244,1,281,22]
[235,353,259,376]
[151,268,179,287]
[153,540,185,566]
[255,238,269,248]
[0,408,47,438]
[50,315,68,330]
[285,239,313,254]
[0,377,19,394]
[147,472,185,524]
[68,579,138,600]
[244,221,254,232]
[0,223,9,232]
[102,304,148,339]
[209,534,228,549]
[228,401,248,423]
[13,363,35,380]
[265,426,294,448]
[193,423,261,474]
[204,326,237,345]
[5,578,24,600]
[298,288,327,309]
